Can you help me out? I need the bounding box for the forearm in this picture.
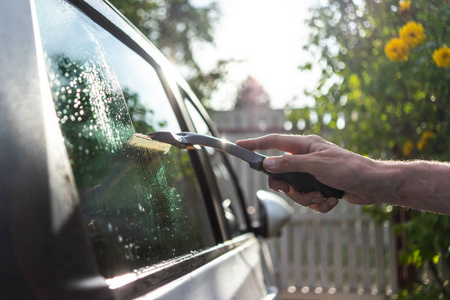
[237,134,450,215]
[375,160,450,214]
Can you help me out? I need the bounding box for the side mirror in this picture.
[254,190,294,238]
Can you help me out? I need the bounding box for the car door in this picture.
[0,0,274,299]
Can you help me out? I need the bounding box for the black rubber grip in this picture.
[269,171,344,199]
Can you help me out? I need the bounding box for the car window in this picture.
[184,98,248,237]
[35,0,215,279]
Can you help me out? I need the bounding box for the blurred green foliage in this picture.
[291,0,449,297]
[109,0,228,106]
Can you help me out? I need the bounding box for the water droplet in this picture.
[118,235,123,242]
[107,223,113,232]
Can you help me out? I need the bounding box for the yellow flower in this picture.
[422,131,436,140]
[433,47,450,68]
[385,38,409,62]
[417,131,435,151]
[399,0,411,14]
[399,22,426,47]
[403,140,414,157]
[417,140,426,151]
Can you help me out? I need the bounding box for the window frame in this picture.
[0,0,260,298]
[65,0,230,243]
[179,87,252,236]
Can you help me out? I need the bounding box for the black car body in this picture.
[0,1,291,299]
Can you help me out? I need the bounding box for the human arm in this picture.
[236,134,450,215]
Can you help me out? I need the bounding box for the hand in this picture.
[237,134,382,213]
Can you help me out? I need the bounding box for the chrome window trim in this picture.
[135,235,266,300]
[108,233,257,299]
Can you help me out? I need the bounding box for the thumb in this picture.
[263,155,314,174]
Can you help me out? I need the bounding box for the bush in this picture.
[292,0,450,297]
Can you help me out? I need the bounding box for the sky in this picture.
[192,0,321,110]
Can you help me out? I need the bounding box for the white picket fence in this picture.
[273,207,398,299]
[212,107,398,299]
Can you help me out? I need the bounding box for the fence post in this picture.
[333,220,343,292]
[293,222,302,289]
[307,220,315,290]
[361,220,371,293]
[375,223,386,293]
[280,225,290,290]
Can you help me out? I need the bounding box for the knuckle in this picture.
[307,152,322,163]
[268,177,287,192]
[267,178,278,191]
[319,206,332,213]
[308,135,326,152]
[309,134,322,141]
[278,154,294,168]
[309,134,324,144]
[259,134,283,149]
[291,192,314,207]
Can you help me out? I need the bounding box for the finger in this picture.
[285,189,325,207]
[236,134,321,155]
[268,177,290,193]
[314,197,339,213]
